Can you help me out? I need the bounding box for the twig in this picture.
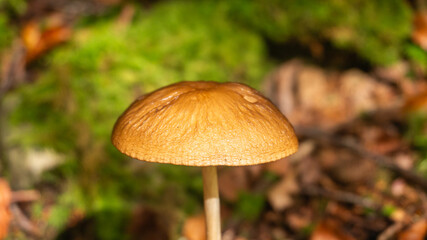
[0,40,26,95]
[10,203,41,238]
[11,190,40,203]
[301,185,378,209]
[0,96,8,177]
[0,41,26,177]
[377,221,406,240]
[296,127,427,192]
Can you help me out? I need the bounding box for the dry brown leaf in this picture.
[394,153,415,170]
[360,126,402,154]
[285,207,313,231]
[403,90,427,113]
[398,219,427,240]
[401,79,427,101]
[265,61,398,129]
[298,66,329,111]
[391,178,407,197]
[183,214,206,240]
[413,12,427,51]
[374,61,409,83]
[310,218,356,240]
[326,202,361,225]
[318,147,376,185]
[340,70,396,114]
[21,16,71,63]
[0,179,11,240]
[21,21,40,53]
[267,172,299,211]
[390,208,407,222]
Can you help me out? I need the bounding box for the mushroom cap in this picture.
[112,81,298,166]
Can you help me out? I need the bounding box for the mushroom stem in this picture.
[202,166,221,240]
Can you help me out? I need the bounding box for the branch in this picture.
[377,221,406,240]
[296,127,427,192]
[10,204,41,238]
[301,184,378,209]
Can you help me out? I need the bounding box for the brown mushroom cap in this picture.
[112,81,298,166]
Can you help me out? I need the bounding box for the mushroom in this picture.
[111,81,298,240]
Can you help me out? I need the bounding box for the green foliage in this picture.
[0,0,26,15]
[154,165,204,213]
[381,204,397,217]
[0,12,13,50]
[235,191,265,221]
[0,15,11,50]
[405,43,427,73]
[406,112,427,175]
[407,113,427,149]
[227,0,413,66]
[9,0,269,148]
[0,0,26,50]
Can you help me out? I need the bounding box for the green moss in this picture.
[9,1,270,149]
[228,0,413,66]
[405,43,427,73]
[0,0,25,51]
[0,13,13,51]
[406,112,427,176]
[235,191,265,221]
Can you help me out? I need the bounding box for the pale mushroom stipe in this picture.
[111,81,298,240]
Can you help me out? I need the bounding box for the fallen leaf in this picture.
[21,15,71,63]
[285,207,313,231]
[391,178,407,197]
[389,208,407,222]
[398,219,427,240]
[0,179,11,240]
[183,214,206,240]
[267,172,299,211]
[403,90,427,113]
[412,12,427,51]
[394,153,415,170]
[310,218,356,240]
[340,70,396,114]
[21,21,41,54]
[265,61,398,129]
[374,61,409,83]
[319,147,376,185]
[360,125,402,154]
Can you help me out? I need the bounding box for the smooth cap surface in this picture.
[112,81,298,166]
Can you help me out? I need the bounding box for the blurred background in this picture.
[0,0,427,239]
